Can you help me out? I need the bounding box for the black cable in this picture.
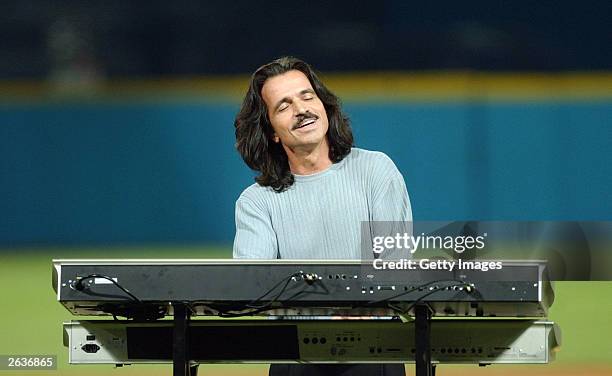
[215,271,321,317]
[246,271,307,308]
[384,281,482,317]
[365,279,480,318]
[395,283,467,316]
[71,274,142,303]
[219,279,331,317]
[216,303,287,318]
[367,279,473,306]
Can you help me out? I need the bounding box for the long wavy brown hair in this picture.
[234,56,354,192]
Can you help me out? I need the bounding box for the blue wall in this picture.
[1,100,611,246]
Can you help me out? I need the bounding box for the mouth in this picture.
[293,116,318,130]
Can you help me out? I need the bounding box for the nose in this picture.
[293,98,308,116]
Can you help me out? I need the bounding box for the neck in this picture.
[284,140,332,175]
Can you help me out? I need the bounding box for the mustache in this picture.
[292,111,319,130]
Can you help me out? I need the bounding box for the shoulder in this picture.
[238,183,273,203]
[236,182,279,213]
[345,147,399,173]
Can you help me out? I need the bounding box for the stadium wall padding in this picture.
[1,100,611,246]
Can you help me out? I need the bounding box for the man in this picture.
[233,57,411,376]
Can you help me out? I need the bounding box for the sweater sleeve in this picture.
[370,154,413,259]
[371,154,412,223]
[232,194,278,259]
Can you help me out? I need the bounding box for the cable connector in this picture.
[303,273,319,284]
[71,278,86,291]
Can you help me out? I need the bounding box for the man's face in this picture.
[261,70,329,151]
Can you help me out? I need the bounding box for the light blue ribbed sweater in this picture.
[233,148,412,259]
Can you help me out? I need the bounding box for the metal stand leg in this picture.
[173,303,195,376]
[415,304,435,376]
[189,364,199,376]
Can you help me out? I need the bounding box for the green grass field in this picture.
[1,246,611,375]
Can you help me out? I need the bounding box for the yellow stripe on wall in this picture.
[322,71,612,101]
[1,71,612,102]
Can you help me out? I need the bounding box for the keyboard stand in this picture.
[415,304,435,376]
[173,303,198,376]
[172,304,435,376]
